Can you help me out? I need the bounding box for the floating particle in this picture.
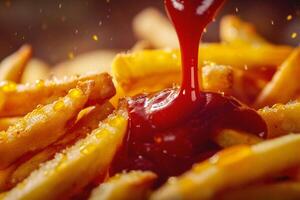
[291,32,297,39]
[68,52,75,60]
[92,35,99,41]
[287,15,293,21]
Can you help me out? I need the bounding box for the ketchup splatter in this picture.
[111,0,267,181]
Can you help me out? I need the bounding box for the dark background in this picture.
[0,0,300,64]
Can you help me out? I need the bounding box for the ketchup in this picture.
[111,0,267,181]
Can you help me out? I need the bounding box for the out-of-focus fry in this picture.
[0,81,92,169]
[151,134,300,200]
[114,63,233,97]
[0,117,21,131]
[217,181,300,200]
[0,73,115,117]
[112,45,291,82]
[255,48,300,108]
[89,171,157,200]
[2,109,128,200]
[6,102,114,188]
[214,129,262,148]
[258,101,300,138]
[52,50,117,78]
[232,68,270,105]
[133,8,178,48]
[0,45,32,83]
[20,59,50,83]
[220,15,268,45]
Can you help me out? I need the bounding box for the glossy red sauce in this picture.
[111,0,267,181]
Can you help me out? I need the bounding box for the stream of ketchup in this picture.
[111,0,267,182]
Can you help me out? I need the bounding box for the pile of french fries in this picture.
[1,7,300,200]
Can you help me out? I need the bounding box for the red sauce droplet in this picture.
[111,0,267,182]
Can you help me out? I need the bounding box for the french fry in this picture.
[89,171,157,200]
[220,15,268,45]
[5,149,57,191]
[255,48,300,108]
[231,68,270,104]
[0,45,32,83]
[20,59,50,83]
[133,8,178,48]
[0,73,115,117]
[114,63,233,97]
[151,134,300,200]
[214,129,262,148]
[0,117,20,131]
[0,81,92,169]
[2,109,128,200]
[6,102,114,188]
[217,181,300,200]
[112,45,291,83]
[0,108,105,191]
[52,50,116,78]
[258,101,300,138]
[202,64,233,93]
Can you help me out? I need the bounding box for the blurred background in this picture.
[0,0,299,64]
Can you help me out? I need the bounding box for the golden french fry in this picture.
[114,64,233,97]
[258,101,300,138]
[217,181,300,200]
[20,59,50,83]
[52,50,116,78]
[255,48,300,108]
[112,45,291,82]
[0,81,92,169]
[202,64,233,93]
[0,117,21,131]
[133,8,178,48]
[2,109,128,200]
[220,15,268,45]
[7,102,114,188]
[5,149,57,191]
[121,65,233,96]
[89,171,157,200]
[151,134,300,200]
[0,73,115,117]
[214,129,262,148]
[0,45,32,83]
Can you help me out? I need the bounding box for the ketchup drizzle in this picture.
[111,0,267,182]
